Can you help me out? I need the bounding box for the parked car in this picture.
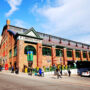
[81,70,90,77]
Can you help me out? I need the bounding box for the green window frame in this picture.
[56,49,63,57]
[9,50,12,58]
[67,51,72,57]
[83,52,86,58]
[42,47,51,56]
[24,45,36,55]
[14,47,17,56]
[76,51,80,58]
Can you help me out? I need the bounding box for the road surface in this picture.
[0,73,90,90]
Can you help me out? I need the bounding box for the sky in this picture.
[0,0,90,44]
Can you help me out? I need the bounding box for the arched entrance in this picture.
[24,45,36,67]
[24,45,36,55]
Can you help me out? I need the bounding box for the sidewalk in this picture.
[0,70,90,87]
[0,70,75,80]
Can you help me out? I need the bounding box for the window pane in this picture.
[83,52,86,58]
[67,51,72,57]
[14,47,17,56]
[56,49,63,57]
[42,47,51,56]
[76,51,80,58]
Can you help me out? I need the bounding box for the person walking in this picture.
[11,66,14,73]
[60,69,62,76]
[15,67,19,74]
[39,68,42,76]
[60,65,62,76]
[0,65,2,71]
[68,69,71,77]
[30,67,33,75]
[28,67,30,75]
[41,67,44,77]
[57,69,62,79]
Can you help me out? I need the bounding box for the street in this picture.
[0,73,90,90]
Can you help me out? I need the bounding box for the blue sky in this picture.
[0,0,90,44]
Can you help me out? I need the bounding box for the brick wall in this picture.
[1,26,90,72]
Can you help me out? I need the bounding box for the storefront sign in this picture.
[27,51,33,61]
[17,36,42,43]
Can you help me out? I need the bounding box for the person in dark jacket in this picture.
[28,67,31,75]
[11,66,14,73]
[15,67,19,74]
[68,69,71,77]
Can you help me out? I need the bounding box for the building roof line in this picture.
[9,25,27,30]
[37,31,90,46]
[8,25,90,46]
[16,33,43,40]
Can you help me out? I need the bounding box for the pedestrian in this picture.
[57,69,62,79]
[42,67,44,77]
[68,69,71,77]
[28,67,31,75]
[39,68,42,76]
[55,68,58,75]
[0,65,2,71]
[60,70,62,76]
[11,66,14,73]
[60,65,62,75]
[15,67,19,74]
[29,67,33,75]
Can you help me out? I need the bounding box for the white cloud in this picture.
[32,0,90,44]
[75,35,90,44]
[12,19,31,29]
[5,0,22,17]
[31,3,38,13]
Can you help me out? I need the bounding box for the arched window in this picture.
[24,45,36,55]
[42,47,51,56]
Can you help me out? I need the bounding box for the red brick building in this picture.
[0,20,90,72]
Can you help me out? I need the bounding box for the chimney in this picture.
[76,43,78,47]
[49,35,51,42]
[87,46,89,49]
[68,41,70,45]
[59,39,62,44]
[82,44,84,48]
[6,19,10,29]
